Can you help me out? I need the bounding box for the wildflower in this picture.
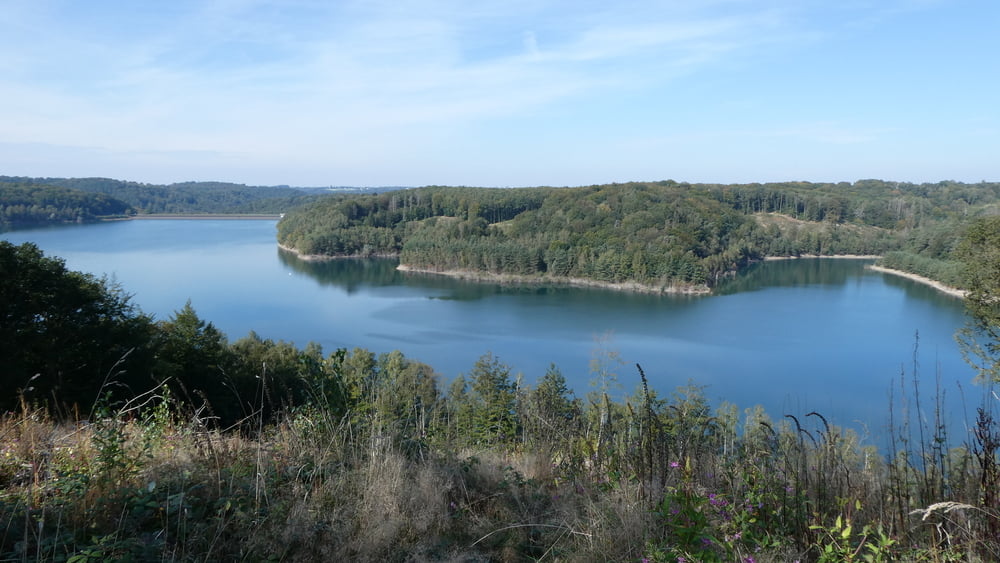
[670,461,680,468]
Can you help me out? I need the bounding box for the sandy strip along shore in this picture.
[130,214,282,220]
[867,265,966,298]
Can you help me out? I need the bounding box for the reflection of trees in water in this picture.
[278,249,404,293]
[278,249,506,298]
[715,258,962,310]
[714,258,875,295]
[877,271,963,307]
[279,252,958,313]
[277,247,702,305]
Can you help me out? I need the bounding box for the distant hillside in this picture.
[278,180,1000,292]
[0,176,329,215]
[0,182,132,229]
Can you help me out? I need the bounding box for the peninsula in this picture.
[277,180,996,295]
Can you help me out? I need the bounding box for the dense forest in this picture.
[0,182,132,229]
[0,175,332,217]
[279,179,1000,291]
[3,226,1000,560]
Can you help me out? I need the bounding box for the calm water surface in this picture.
[3,219,983,443]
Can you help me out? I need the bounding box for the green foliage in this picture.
[0,241,156,412]
[0,182,132,228]
[279,180,1000,290]
[810,507,897,563]
[955,216,1000,375]
[521,365,582,457]
[466,353,520,448]
[0,175,327,215]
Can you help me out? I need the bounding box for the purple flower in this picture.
[708,493,728,507]
[670,461,680,468]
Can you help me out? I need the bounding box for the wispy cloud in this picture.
[1,0,992,184]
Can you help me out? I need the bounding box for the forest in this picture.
[0,182,132,229]
[0,176,330,219]
[2,213,1000,560]
[278,179,1000,292]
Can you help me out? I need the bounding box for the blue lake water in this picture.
[3,219,985,445]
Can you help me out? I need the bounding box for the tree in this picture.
[228,331,327,425]
[152,301,238,424]
[467,353,519,447]
[0,242,155,412]
[955,216,1000,380]
[522,364,581,451]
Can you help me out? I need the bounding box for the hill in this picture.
[0,175,328,215]
[0,182,132,229]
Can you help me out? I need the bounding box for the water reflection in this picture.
[277,248,710,306]
[715,258,877,294]
[278,249,406,292]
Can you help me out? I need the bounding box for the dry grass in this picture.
[1,380,999,562]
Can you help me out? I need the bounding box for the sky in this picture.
[1,0,997,187]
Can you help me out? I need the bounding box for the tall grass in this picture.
[0,357,997,561]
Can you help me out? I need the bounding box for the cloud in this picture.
[6,0,982,185]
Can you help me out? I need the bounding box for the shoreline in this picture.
[764,254,881,261]
[866,265,966,299]
[395,264,711,295]
[277,243,399,261]
[280,244,708,294]
[128,214,282,220]
[277,244,965,298]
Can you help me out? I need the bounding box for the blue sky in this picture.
[1,0,996,187]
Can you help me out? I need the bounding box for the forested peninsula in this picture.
[278,179,1000,293]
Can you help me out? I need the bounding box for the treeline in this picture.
[0,182,132,229]
[278,180,1000,290]
[0,175,326,215]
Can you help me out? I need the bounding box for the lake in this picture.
[2,219,984,445]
